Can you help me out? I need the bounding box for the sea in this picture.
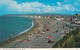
[0,16,33,42]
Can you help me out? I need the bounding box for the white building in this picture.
[38,16,41,18]
[55,17,64,20]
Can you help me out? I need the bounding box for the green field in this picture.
[53,28,80,48]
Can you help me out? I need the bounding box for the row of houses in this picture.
[23,13,80,25]
[70,13,80,24]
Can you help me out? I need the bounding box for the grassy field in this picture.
[53,28,80,48]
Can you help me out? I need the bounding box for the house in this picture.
[38,16,41,18]
[55,16,64,20]
[70,13,80,24]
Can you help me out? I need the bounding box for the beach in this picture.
[0,17,41,47]
[0,17,72,48]
[0,17,33,42]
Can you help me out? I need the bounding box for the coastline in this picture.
[13,19,34,39]
[0,19,34,43]
[0,17,74,48]
[0,17,41,47]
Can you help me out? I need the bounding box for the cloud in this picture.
[57,2,61,6]
[0,0,80,14]
[0,0,56,13]
[63,4,75,11]
[74,0,80,6]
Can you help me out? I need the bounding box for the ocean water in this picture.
[0,16,33,42]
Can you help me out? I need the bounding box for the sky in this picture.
[0,0,80,15]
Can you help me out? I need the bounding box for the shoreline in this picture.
[0,18,41,47]
[13,19,34,39]
[0,17,75,48]
[0,19,34,43]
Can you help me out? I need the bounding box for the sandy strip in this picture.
[0,18,41,48]
[12,18,71,48]
[0,17,72,48]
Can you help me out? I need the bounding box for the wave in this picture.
[14,20,34,38]
[0,20,34,42]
